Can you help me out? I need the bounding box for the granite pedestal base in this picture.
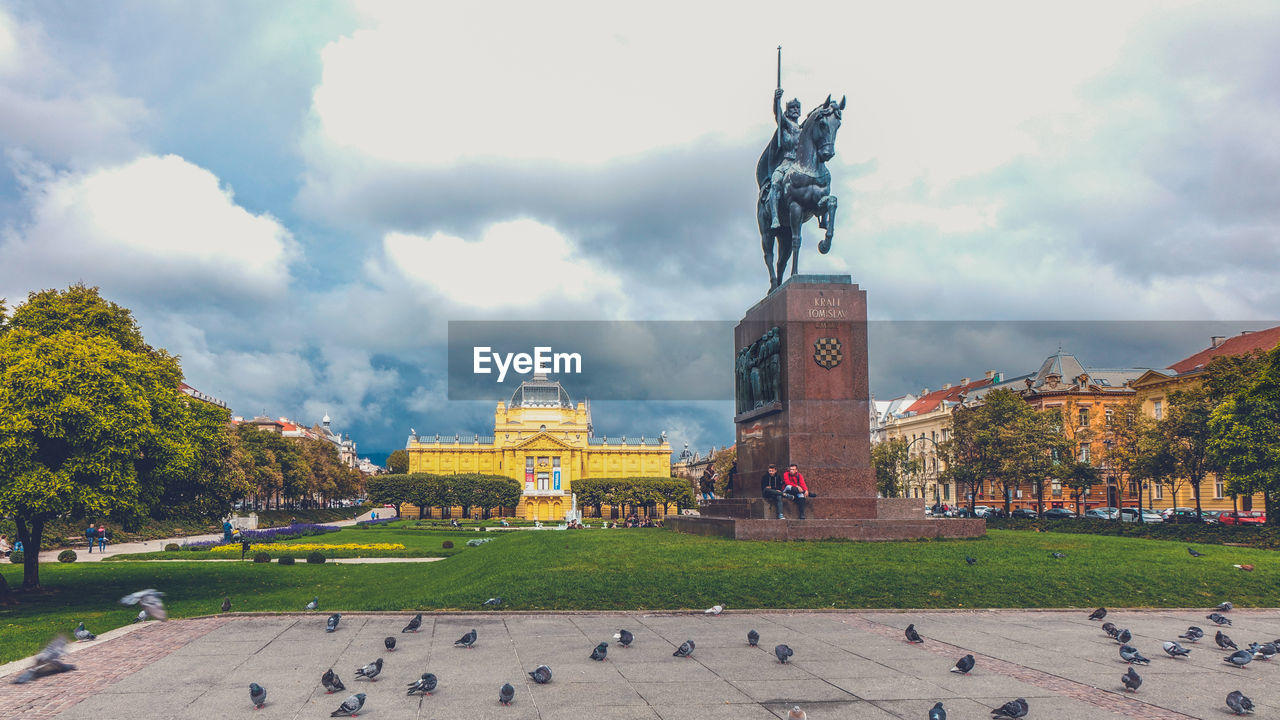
[666,514,986,541]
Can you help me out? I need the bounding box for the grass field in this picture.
[3,528,1277,665]
[102,528,491,561]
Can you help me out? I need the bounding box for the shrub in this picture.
[57,549,77,563]
[278,555,296,565]
[442,540,454,549]
[164,543,181,552]
[9,551,23,564]
[253,552,272,563]
[306,551,326,564]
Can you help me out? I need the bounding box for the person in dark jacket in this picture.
[761,464,789,519]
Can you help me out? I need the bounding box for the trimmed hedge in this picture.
[572,476,696,514]
[987,517,1280,549]
[9,551,23,564]
[442,540,453,549]
[306,551,326,564]
[57,550,77,563]
[164,543,180,552]
[253,552,271,563]
[278,555,296,565]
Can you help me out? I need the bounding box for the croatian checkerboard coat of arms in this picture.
[813,337,842,370]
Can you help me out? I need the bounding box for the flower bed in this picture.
[209,542,405,553]
[241,523,341,542]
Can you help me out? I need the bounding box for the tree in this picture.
[872,437,919,499]
[1056,460,1101,516]
[386,449,409,474]
[366,474,413,518]
[711,446,736,497]
[0,285,232,589]
[1209,343,1280,525]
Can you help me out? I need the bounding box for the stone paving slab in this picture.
[1,609,1277,719]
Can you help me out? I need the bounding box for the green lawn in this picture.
[2,529,1277,665]
[103,528,492,561]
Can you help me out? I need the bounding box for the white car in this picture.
[1119,508,1164,523]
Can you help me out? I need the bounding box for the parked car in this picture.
[1218,511,1267,526]
[1164,509,1209,524]
[1043,507,1078,519]
[971,505,995,518]
[1010,508,1039,519]
[1202,510,1222,524]
[1085,507,1119,520]
[1160,506,1195,520]
[1119,508,1164,523]
[951,506,975,518]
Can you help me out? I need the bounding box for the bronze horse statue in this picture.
[756,95,844,292]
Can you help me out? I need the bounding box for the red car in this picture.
[1217,511,1266,526]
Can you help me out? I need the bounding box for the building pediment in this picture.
[510,432,576,451]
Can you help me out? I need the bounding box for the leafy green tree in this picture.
[1056,459,1101,516]
[366,474,413,518]
[872,437,919,499]
[386,449,409,474]
[1209,343,1280,525]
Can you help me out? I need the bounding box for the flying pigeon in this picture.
[330,692,365,717]
[499,682,515,705]
[1224,650,1253,669]
[1119,645,1149,665]
[965,556,977,565]
[10,636,75,684]
[704,604,724,615]
[746,629,759,647]
[249,682,267,709]
[455,628,477,648]
[929,702,947,720]
[402,614,422,633]
[1226,690,1255,715]
[1208,613,1232,626]
[905,624,923,644]
[1115,628,1132,644]
[306,596,319,610]
[1162,641,1190,658]
[321,668,346,694]
[1178,626,1204,642]
[1050,552,1065,559]
[1187,547,1204,557]
[775,644,793,663]
[73,622,96,642]
[1216,601,1234,612]
[1101,622,1119,638]
[1088,607,1107,621]
[354,658,383,681]
[120,589,167,621]
[788,706,806,720]
[326,614,341,633]
[528,665,552,684]
[990,698,1028,718]
[1248,642,1277,661]
[406,672,437,695]
[482,597,503,607]
[221,597,232,613]
[133,610,147,623]
[384,636,396,651]
[1217,631,1239,650]
[1121,667,1141,692]
[950,654,975,674]
[673,640,695,658]
[614,629,634,647]
[590,642,608,661]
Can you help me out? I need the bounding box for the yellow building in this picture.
[405,375,671,520]
[882,376,998,504]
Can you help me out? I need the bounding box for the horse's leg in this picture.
[761,224,778,292]
[775,227,790,283]
[788,200,803,276]
[818,195,837,255]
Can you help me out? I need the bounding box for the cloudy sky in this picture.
[2,0,1277,463]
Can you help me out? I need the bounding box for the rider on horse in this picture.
[765,88,802,230]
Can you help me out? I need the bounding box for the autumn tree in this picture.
[872,437,919,499]
[386,449,409,474]
[1209,343,1280,525]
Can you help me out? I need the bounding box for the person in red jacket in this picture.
[782,463,809,519]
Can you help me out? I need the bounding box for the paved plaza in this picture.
[3,609,1278,719]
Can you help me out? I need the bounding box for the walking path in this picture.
[2,609,1275,719]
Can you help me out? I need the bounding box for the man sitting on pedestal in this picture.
[761,464,789,519]
[782,463,810,519]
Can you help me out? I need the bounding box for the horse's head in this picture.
[801,94,845,163]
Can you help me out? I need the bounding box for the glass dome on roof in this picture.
[508,374,574,409]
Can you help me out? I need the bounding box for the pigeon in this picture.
[1187,547,1204,557]
[406,672,437,695]
[929,702,947,720]
[10,636,75,684]
[120,589,167,621]
[704,604,724,615]
[905,624,923,644]
[990,698,1028,718]
[1119,644,1149,665]
[746,629,759,647]
[354,658,383,681]
[950,654,975,674]
[499,682,515,705]
[384,636,396,651]
[1115,628,1132,644]
[1121,667,1141,692]
[965,556,977,565]
[221,597,232,613]
[330,692,365,717]
[775,644,793,663]
[1224,650,1253,668]
[1248,642,1277,661]
[1178,626,1203,642]
[614,629,634,648]
[1162,641,1190,658]
[249,682,267,709]
[321,668,345,694]
[482,597,503,607]
[1101,622,1118,638]
[455,628,477,648]
[326,613,341,633]
[788,707,806,720]
[1088,607,1107,621]
[402,614,422,633]
[73,622,96,642]
[1217,631,1239,650]
[133,610,147,623]
[1208,612,1232,626]
[1216,601,1234,612]
[1234,564,1254,571]
[306,596,319,610]
[528,665,552,684]
[1226,690,1255,715]
[1050,552,1065,559]
[673,640,695,658]
[590,642,608,661]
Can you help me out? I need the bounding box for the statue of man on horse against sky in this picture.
[756,47,845,293]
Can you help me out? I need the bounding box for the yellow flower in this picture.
[209,543,405,552]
